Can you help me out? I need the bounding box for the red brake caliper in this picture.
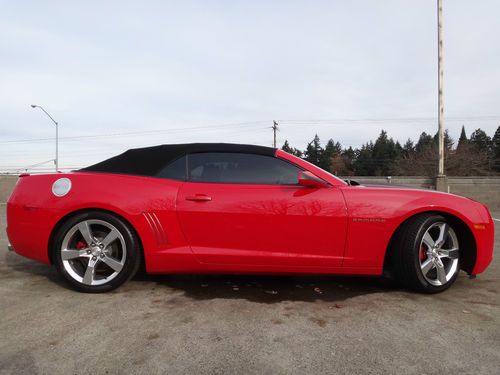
[419,246,427,261]
[76,240,87,250]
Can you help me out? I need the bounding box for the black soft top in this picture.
[79,143,277,176]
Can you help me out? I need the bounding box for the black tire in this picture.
[391,213,460,293]
[52,211,141,293]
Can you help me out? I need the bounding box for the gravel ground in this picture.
[1,206,499,374]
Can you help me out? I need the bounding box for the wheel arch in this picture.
[47,208,145,266]
[383,210,477,276]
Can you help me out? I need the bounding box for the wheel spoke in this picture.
[439,247,459,259]
[422,232,435,249]
[82,258,98,285]
[77,221,94,245]
[435,223,449,248]
[101,228,120,248]
[101,255,123,272]
[435,260,447,285]
[61,249,88,260]
[421,258,435,275]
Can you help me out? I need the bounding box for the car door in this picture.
[176,152,348,268]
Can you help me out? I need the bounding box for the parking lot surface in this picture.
[1,206,499,374]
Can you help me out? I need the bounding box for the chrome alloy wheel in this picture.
[60,220,126,286]
[419,222,459,286]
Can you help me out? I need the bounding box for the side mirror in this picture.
[298,171,329,188]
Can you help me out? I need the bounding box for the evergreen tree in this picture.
[281,140,292,153]
[470,128,492,153]
[343,146,355,160]
[457,125,468,150]
[415,132,433,153]
[320,139,342,171]
[491,125,500,172]
[341,147,356,175]
[395,141,403,157]
[371,130,398,175]
[353,142,374,175]
[282,126,499,176]
[402,138,415,158]
[469,128,492,171]
[432,129,454,150]
[445,130,454,150]
[281,139,303,157]
[304,134,323,167]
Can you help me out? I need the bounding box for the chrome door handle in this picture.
[185,194,212,202]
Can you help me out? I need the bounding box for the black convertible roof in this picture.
[80,143,277,176]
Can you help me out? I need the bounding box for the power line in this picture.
[0,120,269,145]
[3,116,498,146]
[278,115,500,123]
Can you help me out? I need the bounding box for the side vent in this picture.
[142,212,168,246]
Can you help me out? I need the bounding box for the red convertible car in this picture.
[6,143,494,293]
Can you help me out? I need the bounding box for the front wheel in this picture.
[392,214,460,293]
[52,211,141,293]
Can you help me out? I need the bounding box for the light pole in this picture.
[31,104,59,171]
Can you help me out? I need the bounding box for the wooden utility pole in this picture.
[272,121,279,148]
[437,0,445,176]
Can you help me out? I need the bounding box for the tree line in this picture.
[282,125,500,176]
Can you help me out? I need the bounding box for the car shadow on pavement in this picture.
[4,252,401,302]
[3,252,69,288]
[137,273,401,303]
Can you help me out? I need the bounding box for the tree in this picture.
[341,147,356,175]
[395,141,403,157]
[281,139,303,157]
[446,141,491,176]
[457,125,468,150]
[402,138,415,158]
[304,134,323,167]
[320,139,342,171]
[281,126,499,176]
[281,140,292,153]
[470,128,492,154]
[432,129,454,151]
[371,130,398,175]
[353,142,374,175]
[492,125,500,172]
[415,132,433,153]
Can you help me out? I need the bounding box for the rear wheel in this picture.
[392,214,460,293]
[52,211,141,293]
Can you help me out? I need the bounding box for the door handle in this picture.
[185,194,212,202]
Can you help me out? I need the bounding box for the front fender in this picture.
[341,186,494,273]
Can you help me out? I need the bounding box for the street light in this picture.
[31,104,59,171]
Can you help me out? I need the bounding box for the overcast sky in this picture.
[1,0,499,172]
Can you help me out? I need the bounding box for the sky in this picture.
[1,0,499,172]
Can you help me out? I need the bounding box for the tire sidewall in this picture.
[52,211,140,293]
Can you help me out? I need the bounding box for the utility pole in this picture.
[437,0,444,176]
[272,120,279,148]
[435,0,447,191]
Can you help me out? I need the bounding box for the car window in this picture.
[187,152,302,184]
[156,156,187,180]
